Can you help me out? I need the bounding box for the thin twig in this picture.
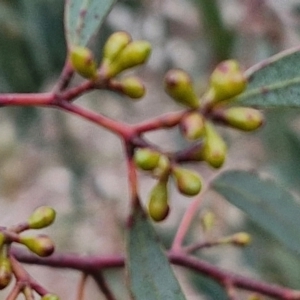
[90,271,117,300]
[171,183,208,251]
[56,100,133,138]
[76,273,88,300]
[53,57,75,92]
[5,284,22,300]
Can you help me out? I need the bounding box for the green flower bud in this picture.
[221,107,264,131]
[20,234,55,257]
[28,206,56,229]
[152,155,170,179]
[0,257,12,290]
[208,60,247,103]
[134,148,160,171]
[102,31,132,66]
[200,211,215,232]
[0,233,5,248]
[172,166,202,196]
[148,180,169,222]
[118,76,145,99]
[41,294,60,300]
[231,232,252,247]
[70,46,97,79]
[164,69,199,109]
[201,122,227,168]
[180,112,205,140]
[106,41,151,78]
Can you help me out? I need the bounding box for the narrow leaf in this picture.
[64,0,116,48]
[236,47,300,107]
[127,205,186,300]
[212,170,300,255]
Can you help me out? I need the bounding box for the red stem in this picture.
[170,253,300,300]
[134,110,186,133]
[171,184,208,251]
[0,93,54,106]
[6,284,22,300]
[124,140,140,212]
[56,100,133,138]
[11,249,300,300]
[53,57,74,92]
[89,270,117,300]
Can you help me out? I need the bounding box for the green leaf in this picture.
[236,47,300,107]
[127,205,186,300]
[212,170,300,255]
[64,0,116,48]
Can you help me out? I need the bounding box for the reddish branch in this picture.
[11,248,300,300]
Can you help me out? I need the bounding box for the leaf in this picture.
[127,205,186,300]
[212,170,300,255]
[64,0,116,48]
[260,111,300,190]
[236,47,300,108]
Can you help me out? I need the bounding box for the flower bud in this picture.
[231,232,252,247]
[172,166,202,196]
[20,234,55,257]
[28,206,56,229]
[106,41,151,78]
[152,155,170,179]
[41,294,60,300]
[118,77,145,99]
[200,211,215,232]
[134,148,160,171]
[102,31,132,66]
[221,107,264,131]
[164,69,199,109]
[148,180,169,222]
[200,122,227,168]
[0,233,5,248]
[0,256,12,290]
[180,112,205,140]
[70,46,97,79]
[208,60,247,103]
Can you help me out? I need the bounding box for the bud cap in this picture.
[172,166,202,196]
[134,148,160,171]
[201,122,227,168]
[102,31,132,66]
[164,69,199,109]
[28,206,56,229]
[148,180,169,222]
[70,46,97,79]
[221,107,264,131]
[209,60,247,103]
[20,234,55,257]
[180,112,205,140]
[118,77,145,99]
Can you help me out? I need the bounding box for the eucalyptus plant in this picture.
[0,1,300,300]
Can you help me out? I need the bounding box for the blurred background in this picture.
[0,0,300,299]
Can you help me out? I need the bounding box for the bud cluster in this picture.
[0,206,58,297]
[164,60,264,169]
[131,60,265,223]
[17,206,56,257]
[69,31,151,100]
[134,148,202,222]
